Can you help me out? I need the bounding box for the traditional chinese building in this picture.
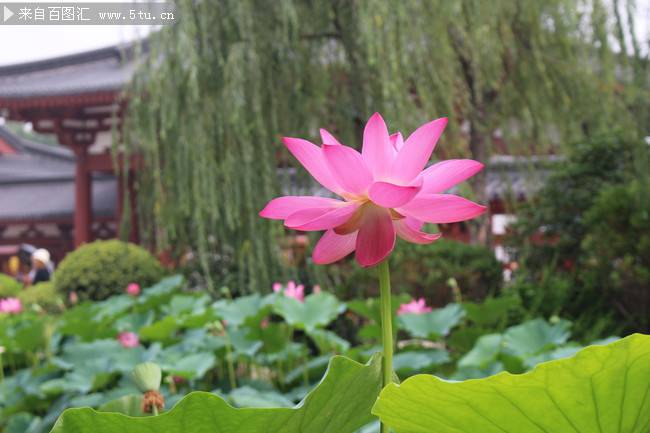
[0,43,141,265]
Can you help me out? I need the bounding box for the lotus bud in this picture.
[131,362,162,393]
[132,362,165,415]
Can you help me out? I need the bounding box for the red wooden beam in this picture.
[71,145,92,247]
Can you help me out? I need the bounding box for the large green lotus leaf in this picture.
[57,303,114,341]
[50,354,383,433]
[502,318,571,358]
[392,349,450,375]
[272,292,346,332]
[98,395,146,417]
[457,333,502,369]
[0,314,47,354]
[307,328,351,354]
[93,296,135,321]
[163,294,210,316]
[373,334,650,433]
[213,294,271,328]
[158,352,216,380]
[462,295,519,327]
[136,275,184,311]
[138,316,179,343]
[398,303,465,339]
[54,340,150,375]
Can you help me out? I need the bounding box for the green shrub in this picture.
[507,134,650,337]
[18,282,64,312]
[0,273,22,297]
[578,179,650,333]
[333,239,502,303]
[53,240,165,301]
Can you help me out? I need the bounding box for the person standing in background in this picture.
[26,249,52,286]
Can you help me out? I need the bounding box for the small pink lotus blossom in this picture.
[397,298,432,316]
[260,318,270,329]
[126,283,141,296]
[312,284,322,294]
[117,332,139,348]
[273,281,305,302]
[285,283,305,302]
[0,297,22,314]
[68,291,79,304]
[260,113,486,267]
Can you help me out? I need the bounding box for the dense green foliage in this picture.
[17,283,63,313]
[124,0,648,290]
[334,239,502,301]
[0,274,21,298]
[0,276,618,433]
[53,240,164,301]
[508,135,650,337]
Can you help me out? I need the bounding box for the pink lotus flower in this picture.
[273,280,305,302]
[126,283,141,296]
[117,332,139,348]
[397,298,432,316]
[0,297,22,314]
[260,113,485,267]
[312,284,322,294]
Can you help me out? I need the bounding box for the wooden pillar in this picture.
[72,145,92,247]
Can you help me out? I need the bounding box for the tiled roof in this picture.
[0,126,116,221]
[0,42,145,100]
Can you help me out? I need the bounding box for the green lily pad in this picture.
[50,355,383,433]
[98,394,146,417]
[392,349,450,375]
[398,303,465,339]
[307,328,351,354]
[138,316,179,343]
[502,318,571,358]
[213,294,271,328]
[136,275,184,311]
[373,334,650,433]
[457,333,502,369]
[272,292,346,332]
[462,295,519,327]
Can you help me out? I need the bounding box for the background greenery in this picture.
[508,134,650,338]
[122,0,648,293]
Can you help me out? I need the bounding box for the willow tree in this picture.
[123,0,647,293]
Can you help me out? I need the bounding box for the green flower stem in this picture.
[224,333,238,390]
[152,405,159,416]
[378,259,393,433]
[0,352,4,382]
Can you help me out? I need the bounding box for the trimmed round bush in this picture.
[0,273,22,297]
[54,240,164,301]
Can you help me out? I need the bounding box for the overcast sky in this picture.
[0,1,648,67]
